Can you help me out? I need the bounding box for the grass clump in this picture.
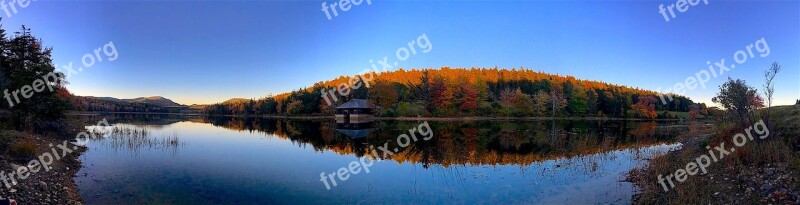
[0,129,20,153]
[7,139,38,161]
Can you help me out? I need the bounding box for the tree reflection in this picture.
[71,114,685,169]
[195,117,683,168]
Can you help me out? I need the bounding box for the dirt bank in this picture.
[0,133,85,204]
[629,120,800,204]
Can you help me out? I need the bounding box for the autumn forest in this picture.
[202,67,708,119]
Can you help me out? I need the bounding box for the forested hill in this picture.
[205,67,708,118]
[65,95,189,113]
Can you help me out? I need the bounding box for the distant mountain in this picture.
[129,96,183,107]
[67,95,193,113]
[85,96,183,107]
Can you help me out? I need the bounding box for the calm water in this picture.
[70,114,685,204]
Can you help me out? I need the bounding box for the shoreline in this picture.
[66,111,684,122]
[627,120,800,204]
[0,133,85,204]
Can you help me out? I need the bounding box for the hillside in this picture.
[205,67,708,118]
[222,98,251,105]
[67,95,189,113]
[86,96,182,107]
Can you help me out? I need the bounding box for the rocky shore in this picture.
[0,135,85,205]
[629,124,800,204]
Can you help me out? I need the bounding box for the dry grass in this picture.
[632,121,717,204]
[0,129,20,152]
[7,138,38,161]
[633,105,800,204]
[90,125,182,154]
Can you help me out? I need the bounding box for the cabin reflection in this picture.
[335,122,377,139]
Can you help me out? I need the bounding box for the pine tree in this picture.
[1,25,67,130]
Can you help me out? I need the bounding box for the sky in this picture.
[2,0,798,106]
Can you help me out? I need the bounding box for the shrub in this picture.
[7,139,38,161]
[380,108,397,117]
[477,102,494,116]
[0,130,20,151]
[396,101,426,116]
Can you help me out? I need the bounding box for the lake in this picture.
[69,114,685,204]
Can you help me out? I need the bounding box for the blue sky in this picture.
[2,0,798,105]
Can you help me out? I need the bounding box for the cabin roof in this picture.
[336,99,377,109]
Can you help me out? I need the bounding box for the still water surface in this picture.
[70,114,685,204]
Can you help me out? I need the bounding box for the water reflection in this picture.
[335,122,378,139]
[73,114,682,167]
[70,114,686,204]
[74,117,185,155]
[197,117,680,167]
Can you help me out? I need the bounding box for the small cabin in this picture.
[335,99,376,124]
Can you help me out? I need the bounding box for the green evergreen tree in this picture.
[1,25,67,130]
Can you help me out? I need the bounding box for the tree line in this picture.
[204,67,707,119]
[0,24,69,131]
